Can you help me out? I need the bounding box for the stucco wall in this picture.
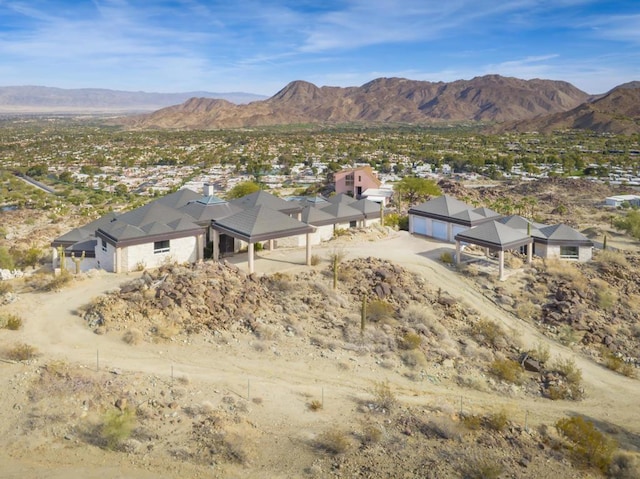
[535,243,592,262]
[124,235,200,272]
[96,240,115,272]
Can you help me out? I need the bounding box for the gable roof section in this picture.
[326,193,358,205]
[350,198,382,218]
[96,202,203,247]
[455,220,533,250]
[534,224,594,246]
[153,187,202,209]
[213,205,314,242]
[497,215,545,235]
[230,190,301,215]
[320,202,364,223]
[178,198,242,223]
[300,205,337,226]
[51,212,119,247]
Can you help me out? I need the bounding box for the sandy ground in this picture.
[1,231,639,477]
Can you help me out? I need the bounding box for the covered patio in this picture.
[211,205,315,274]
[454,221,533,281]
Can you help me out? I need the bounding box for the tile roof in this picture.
[213,205,314,242]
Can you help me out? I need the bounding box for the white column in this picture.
[248,242,255,274]
[115,247,122,273]
[527,243,533,264]
[455,241,461,265]
[212,230,220,261]
[498,250,505,281]
[197,234,204,261]
[305,233,311,266]
[269,239,274,251]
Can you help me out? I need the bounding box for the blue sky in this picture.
[0,0,638,95]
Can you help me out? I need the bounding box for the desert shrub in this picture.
[154,321,180,340]
[122,328,143,345]
[371,380,397,411]
[400,349,427,369]
[6,343,38,361]
[0,281,13,295]
[2,314,23,330]
[384,213,408,230]
[489,358,524,384]
[471,319,506,349]
[608,452,640,479]
[101,408,136,450]
[367,299,394,322]
[547,358,584,400]
[269,272,294,292]
[505,254,523,268]
[601,349,637,378]
[333,227,349,237]
[557,324,580,346]
[439,251,454,264]
[516,300,537,320]
[44,270,72,291]
[361,423,383,445]
[486,409,509,432]
[317,428,352,455]
[308,399,323,411]
[0,246,15,269]
[310,254,320,266]
[461,414,482,431]
[400,331,422,350]
[596,249,629,268]
[556,416,617,473]
[527,342,551,364]
[462,454,504,479]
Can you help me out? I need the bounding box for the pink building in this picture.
[334,166,381,199]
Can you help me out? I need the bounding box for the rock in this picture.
[522,357,542,373]
[115,398,127,411]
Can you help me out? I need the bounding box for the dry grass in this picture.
[122,328,143,345]
[596,249,628,268]
[316,428,352,455]
[1,313,23,330]
[6,343,38,361]
[370,380,397,412]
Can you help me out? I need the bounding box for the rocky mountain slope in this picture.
[505,87,640,134]
[122,75,590,129]
[0,86,266,113]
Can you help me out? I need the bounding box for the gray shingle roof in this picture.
[326,193,357,205]
[534,224,593,245]
[497,215,545,236]
[320,202,364,222]
[300,205,337,226]
[409,195,471,218]
[455,220,533,250]
[97,202,203,245]
[230,190,301,215]
[153,187,202,209]
[213,205,314,242]
[350,198,382,218]
[51,212,119,246]
[179,199,242,223]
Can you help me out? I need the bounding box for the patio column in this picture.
[362,217,367,228]
[196,234,204,261]
[527,243,533,264]
[248,242,255,274]
[115,247,122,273]
[305,233,311,266]
[485,247,490,258]
[212,230,219,261]
[498,250,505,281]
[455,240,461,265]
[268,239,274,251]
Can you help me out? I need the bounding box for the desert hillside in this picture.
[122,75,590,129]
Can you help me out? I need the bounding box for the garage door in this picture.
[452,225,468,240]
[432,221,448,240]
[412,216,427,235]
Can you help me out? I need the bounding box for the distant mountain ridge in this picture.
[0,86,266,113]
[505,87,640,135]
[123,75,591,129]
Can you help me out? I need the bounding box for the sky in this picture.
[0,0,638,96]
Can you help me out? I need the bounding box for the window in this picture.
[358,175,361,182]
[560,245,579,259]
[345,173,354,185]
[154,240,170,254]
[101,238,107,252]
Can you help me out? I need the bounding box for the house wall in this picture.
[334,172,353,196]
[409,215,464,243]
[62,256,98,273]
[535,243,592,262]
[123,235,201,272]
[277,224,336,248]
[96,241,116,272]
[334,168,380,197]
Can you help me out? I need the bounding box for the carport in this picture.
[454,220,533,281]
[211,205,315,274]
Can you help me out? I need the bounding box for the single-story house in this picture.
[604,195,640,208]
[532,224,594,262]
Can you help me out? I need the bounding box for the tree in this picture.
[394,177,441,205]
[226,181,261,200]
[614,210,640,239]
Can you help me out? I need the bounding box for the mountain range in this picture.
[0,86,266,113]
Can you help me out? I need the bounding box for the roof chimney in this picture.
[203,183,215,196]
